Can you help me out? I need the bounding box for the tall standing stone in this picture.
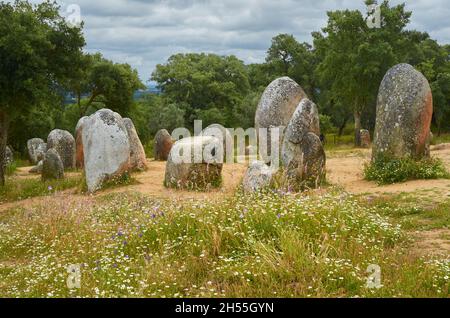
[82,109,131,193]
[255,77,307,163]
[47,129,76,169]
[281,98,326,189]
[41,149,64,181]
[373,64,433,161]
[123,118,148,171]
[154,129,173,161]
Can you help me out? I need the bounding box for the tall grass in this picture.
[0,189,447,298]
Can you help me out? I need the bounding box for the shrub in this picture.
[364,155,450,185]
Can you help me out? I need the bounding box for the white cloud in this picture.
[23,0,450,81]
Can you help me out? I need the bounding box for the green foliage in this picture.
[364,155,450,185]
[319,115,336,135]
[152,53,250,128]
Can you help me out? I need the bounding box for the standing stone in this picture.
[373,64,433,161]
[41,149,64,181]
[164,136,223,190]
[281,98,326,189]
[242,161,277,193]
[47,129,76,169]
[5,146,13,166]
[29,160,43,174]
[82,109,131,193]
[27,138,47,164]
[255,77,307,163]
[123,118,147,171]
[154,129,173,161]
[75,116,88,169]
[360,130,371,148]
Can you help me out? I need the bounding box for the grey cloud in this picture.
[21,0,450,81]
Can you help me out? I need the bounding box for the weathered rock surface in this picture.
[29,160,43,174]
[27,138,47,164]
[42,149,64,181]
[82,109,131,193]
[154,129,173,161]
[47,129,76,169]
[360,130,371,148]
[75,116,88,169]
[5,146,13,166]
[373,63,433,161]
[255,77,307,163]
[242,161,277,193]
[281,99,326,189]
[123,118,147,171]
[164,136,223,190]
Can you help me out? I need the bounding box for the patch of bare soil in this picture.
[327,144,450,200]
[102,160,248,201]
[411,229,450,257]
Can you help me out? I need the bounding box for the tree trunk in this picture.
[0,111,10,186]
[354,111,362,147]
[338,117,349,137]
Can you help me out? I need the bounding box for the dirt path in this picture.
[327,144,450,200]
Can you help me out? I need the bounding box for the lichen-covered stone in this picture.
[164,136,223,190]
[154,129,173,161]
[283,98,320,145]
[360,130,371,148]
[373,64,433,161]
[255,77,307,163]
[47,129,76,169]
[123,118,147,171]
[27,138,47,164]
[29,160,43,174]
[242,161,277,193]
[282,133,326,190]
[42,149,64,181]
[281,98,325,190]
[82,109,131,193]
[75,116,88,169]
[5,146,13,166]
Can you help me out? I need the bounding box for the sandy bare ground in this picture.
[327,144,450,200]
[8,144,450,204]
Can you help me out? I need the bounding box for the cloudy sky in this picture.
[40,0,450,82]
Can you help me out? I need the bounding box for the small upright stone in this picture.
[123,118,147,171]
[47,129,76,169]
[360,130,371,148]
[29,160,43,174]
[242,161,277,193]
[373,64,433,161]
[27,138,47,164]
[5,146,13,166]
[42,149,64,181]
[154,129,173,161]
[164,136,223,190]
